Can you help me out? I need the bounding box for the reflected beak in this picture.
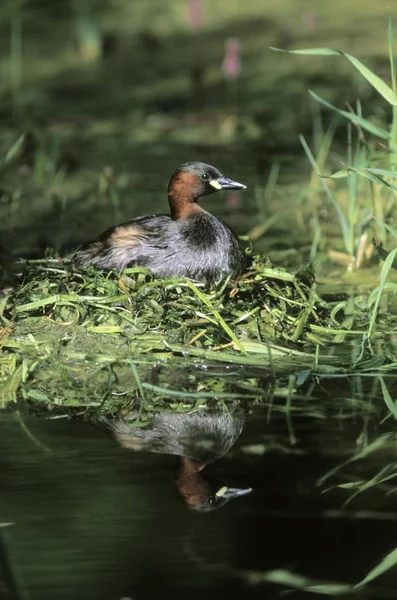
[210,176,247,191]
[216,485,252,499]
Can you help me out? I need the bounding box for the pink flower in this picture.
[302,11,317,31]
[222,38,241,79]
[187,0,202,33]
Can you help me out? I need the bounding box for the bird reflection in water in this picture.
[101,403,252,512]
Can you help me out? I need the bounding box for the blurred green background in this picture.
[0,0,393,263]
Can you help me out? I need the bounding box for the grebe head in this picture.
[167,161,246,218]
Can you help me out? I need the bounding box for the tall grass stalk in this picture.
[346,123,357,257]
[254,162,280,218]
[299,134,351,252]
[367,247,397,338]
[388,18,397,171]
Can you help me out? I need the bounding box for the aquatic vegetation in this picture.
[271,22,397,271]
[242,546,397,596]
[1,246,396,412]
[0,254,332,406]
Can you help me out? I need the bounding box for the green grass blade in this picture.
[315,113,340,173]
[368,282,397,305]
[389,19,397,169]
[320,170,350,180]
[355,547,397,588]
[271,47,397,105]
[4,133,25,165]
[368,247,397,338]
[346,53,397,105]
[372,243,397,269]
[388,18,396,97]
[378,377,397,420]
[129,360,146,401]
[373,217,397,239]
[309,91,391,140]
[140,383,248,399]
[245,569,352,595]
[318,433,394,485]
[184,280,246,354]
[299,135,350,251]
[15,294,77,312]
[360,167,397,177]
[324,166,397,192]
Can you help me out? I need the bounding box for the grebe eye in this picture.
[208,496,216,505]
[201,173,210,181]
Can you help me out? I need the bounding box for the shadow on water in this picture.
[1,373,397,598]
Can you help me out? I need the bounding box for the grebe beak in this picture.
[209,175,247,190]
[210,176,247,191]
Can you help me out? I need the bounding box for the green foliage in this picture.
[271,27,397,270]
[244,546,397,595]
[270,45,397,104]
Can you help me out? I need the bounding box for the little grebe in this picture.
[74,161,247,283]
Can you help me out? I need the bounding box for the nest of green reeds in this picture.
[4,253,330,343]
[0,253,336,407]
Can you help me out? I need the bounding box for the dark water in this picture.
[2,374,397,599]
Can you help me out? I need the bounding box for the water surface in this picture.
[2,373,397,599]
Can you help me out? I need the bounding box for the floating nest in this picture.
[0,253,340,408]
